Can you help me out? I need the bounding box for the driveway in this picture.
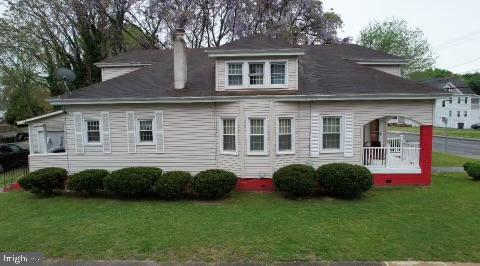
[389,132,480,159]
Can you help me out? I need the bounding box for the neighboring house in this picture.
[18,30,447,189]
[422,78,480,129]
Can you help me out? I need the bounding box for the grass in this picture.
[389,126,480,139]
[1,173,480,262]
[432,151,480,167]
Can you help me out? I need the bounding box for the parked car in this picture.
[0,144,29,173]
[472,123,480,129]
[16,132,29,141]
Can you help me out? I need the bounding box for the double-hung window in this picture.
[270,62,286,85]
[277,117,294,153]
[442,100,446,107]
[249,63,264,85]
[248,117,266,154]
[465,97,468,104]
[221,118,237,154]
[85,120,100,144]
[322,117,342,150]
[138,119,154,143]
[458,97,461,104]
[457,111,461,117]
[464,111,468,117]
[227,63,243,86]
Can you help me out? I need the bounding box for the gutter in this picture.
[48,93,451,106]
[94,62,152,68]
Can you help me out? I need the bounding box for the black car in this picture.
[472,123,480,130]
[0,144,29,172]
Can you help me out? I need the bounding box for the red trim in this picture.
[236,178,275,192]
[373,125,432,186]
[3,182,22,192]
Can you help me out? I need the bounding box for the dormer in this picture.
[205,35,305,91]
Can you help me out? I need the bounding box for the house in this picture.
[422,78,480,129]
[18,29,448,190]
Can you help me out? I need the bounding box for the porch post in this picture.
[419,125,433,185]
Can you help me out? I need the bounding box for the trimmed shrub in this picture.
[21,167,67,195]
[463,161,480,180]
[317,163,373,198]
[69,169,109,193]
[103,167,162,197]
[154,171,192,199]
[191,169,237,199]
[273,164,317,197]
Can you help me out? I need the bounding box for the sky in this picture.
[322,0,480,74]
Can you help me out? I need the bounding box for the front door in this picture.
[370,119,381,147]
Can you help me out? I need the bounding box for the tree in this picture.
[409,68,454,82]
[358,18,435,77]
[462,73,480,94]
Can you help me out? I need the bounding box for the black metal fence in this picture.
[1,167,29,191]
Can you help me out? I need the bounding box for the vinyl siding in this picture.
[28,99,434,176]
[216,58,298,91]
[101,66,142,81]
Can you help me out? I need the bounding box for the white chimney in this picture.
[173,27,187,89]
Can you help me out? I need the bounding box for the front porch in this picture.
[361,117,432,186]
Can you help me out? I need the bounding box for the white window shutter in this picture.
[155,111,164,153]
[29,126,39,154]
[344,113,354,158]
[74,112,84,153]
[101,112,111,153]
[310,112,320,157]
[126,111,136,153]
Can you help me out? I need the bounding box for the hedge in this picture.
[154,170,192,198]
[463,161,480,180]
[273,164,317,197]
[69,169,109,193]
[317,163,373,198]
[19,167,67,195]
[103,167,162,197]
[191,169,237,199]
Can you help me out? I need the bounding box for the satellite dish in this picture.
[56,68,76,95]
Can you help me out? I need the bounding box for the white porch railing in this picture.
[363,136,420,169]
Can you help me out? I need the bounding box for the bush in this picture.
[69,169,109,193]
[463,161,480,180]
[154,171,192,199]
[103,167,162,197]
[273,164,317,197]
[191,169,237,199]
[21,167,67,195]
[317,163,373,198]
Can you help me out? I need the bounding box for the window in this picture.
[464,111,468,117]
[8,144,20,152]
[465,97,468,104]
[248,118,266,154]
[138,119,154,143]
[227,63,243,86]
[442,100,446,107]
[0,145,13,153]
[458,97,461,104]
[85,120,100,143]
[221,118,237,153]
[449,97,453,104]
[322,117,341,150]
[249,63,264,85]
[277,117,294,153]
[449,111,452,117]
[457,111,461,117]
[270,62,286,85]
[35,123,65,154]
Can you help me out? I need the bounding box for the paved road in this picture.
[389,132,480,159]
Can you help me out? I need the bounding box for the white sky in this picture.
[322,0,480,73]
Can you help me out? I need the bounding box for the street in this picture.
[389,132,480,159]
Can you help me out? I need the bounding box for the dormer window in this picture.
[227,63,243,86]
[224,60,288,89]
[249,63,264,85]
[270,62,286,85]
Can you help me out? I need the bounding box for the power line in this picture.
[448,57,480,69]
[435,29,480,49]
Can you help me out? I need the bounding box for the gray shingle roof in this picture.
[62,35,441,100]
[421,78,477,95]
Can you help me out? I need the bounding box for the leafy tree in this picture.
[462,73,480,94]
[409,68,455,82]
[358,18,435,77]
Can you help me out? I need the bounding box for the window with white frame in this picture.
[227,63,243,86]
[457,111,461,117]
[465,97,468,104]
[248,118,266,153]
[85,120,100,143]
[270,62,286,85]
[322,117,341,150]
[277,117,293,153]
[464,111,468,117]
[449,110,452,117]
[138,119,154,143]
[249,63,264,85]
[221,118,237,153]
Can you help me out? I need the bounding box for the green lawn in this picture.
[1,173,480,262]
[432,151,480,167]
[389,126,480,139]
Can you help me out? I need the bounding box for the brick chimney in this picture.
[173,27,187,89]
